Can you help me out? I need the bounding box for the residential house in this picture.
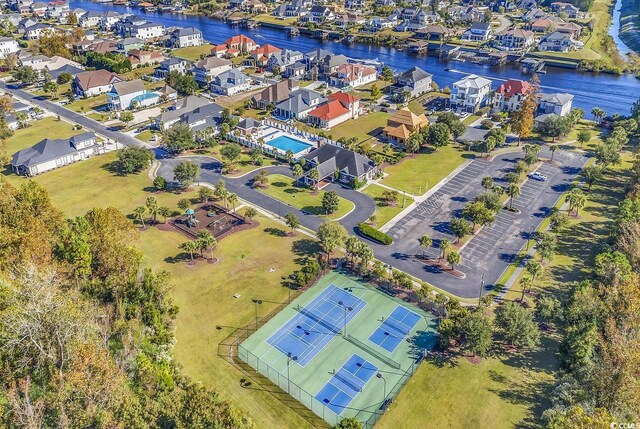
[382,107,428,146]
[315,53,350,79]
[550,2,585,19]
[301,144,377,187]
[210,69,250,96]
[556,21,582,38]
[120,20,164,41]
[117,37,144,54]
[415,24,457,40]
[247,43,281,68]
[267,49,304,74]
[100,11,121,30]
[154,57,189,78]
[79,10,102,28]
[494,28,535,50]
[492,79,532,112]
[73,69,123,97]
[92,40,118,54]
[106,79,160,110]
[390,66,433,101]
[128,49,165,67]
[450,74,492,113]
[538,31,581,52]
[530,17,563,33]
[46,1,69,19]
[366,17,397,31]
[170,27,204,48]
[462,22,493,41]
[274,88,326,120]
[521,7,547,22]
[225,34,257,53]
[307,92,360,128]
[273,0,310,18]
[329,63,377,88]
[302,5,335,22]
[155,95,223,131]
[252,79,299,109]
[30,1,47,17]
[211,44,228,58]
[285,61,306,78]
[345,0,366,10]
[538,92,573,116]
[47,63,84,80]
[192,57,232,86]
[10,132,101,176]
[24,23,51,40]
[19,54,50,69]
[0,37,19,59]
[334,13,365,28]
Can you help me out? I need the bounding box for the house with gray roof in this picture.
[301,144,377,187]
[169,26,204,48]
[107,79,160,110]
[154,57,190,79]
[210,69,250,96]
[538,92,573,116]
[391,66,433,101]
[155,95,223,131]
[274,88,325,120]
[10,132,101,176]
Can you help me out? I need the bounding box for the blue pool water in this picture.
[268,135,313,154]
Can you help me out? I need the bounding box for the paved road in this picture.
[370,148,588,298]
[156,156,377,234]
[0,81,144,147]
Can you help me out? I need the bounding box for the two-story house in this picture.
[154,57,190,79]
[274,88,326,120]
[329,63,377,88]
[462,22,493,41]
[73,69,123,97]
[210,69,250,96]
[106,79,160,110]
[192,57,232,86]
[390,66,433,101]
[450,74,492,113]
[538,92,573,116]
[170,27,204,48]
[495,28,535,50]
[492,79,532,112]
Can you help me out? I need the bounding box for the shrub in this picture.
[357,223,393,245]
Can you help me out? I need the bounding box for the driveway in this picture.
[155,156,377,234]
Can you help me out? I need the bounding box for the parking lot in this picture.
[374,148,588,298]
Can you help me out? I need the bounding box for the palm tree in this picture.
[245,207,258,223]
[133,206,146,227]
[519,276,533,302]
[481,176,493,193]
[228,193,238,212]
[180,240,198,262]
[507,184,520,209]
[146,196,158,224]
[159,206,171,223]
[197,230,217,260]
[525,260,543,287]
[440,239,451,261]
[292,163,304,182]
[220,189,229,208]
[549,145,558,161]
[447,251,461,271]
[418,235,432,258]
[308,168,320,190]
[566,188,586,216]
[285,149,294,164]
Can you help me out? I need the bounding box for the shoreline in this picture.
[617,0,640,55]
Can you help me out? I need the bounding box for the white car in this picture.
[529,172,548,182]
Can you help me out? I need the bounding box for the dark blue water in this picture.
[73,0,640,116]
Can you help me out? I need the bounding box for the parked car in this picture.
[529,171,548,181]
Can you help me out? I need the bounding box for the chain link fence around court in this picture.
[238,341,424,429]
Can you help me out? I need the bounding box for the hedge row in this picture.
[357,223,393,245]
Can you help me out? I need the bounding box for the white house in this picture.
[107,79,160,111]
[79,10,101,28]
[100,11,121,30]
[10,132,101,176]
[462,22,493,41]
[192,57,232,86]
[0,37,19,59]
[450,74,492,113]
[23,23,51,40]
[307,92,361,128]
[329,63,377,88]
[170,27,204,48]
[210,69,250,96]
[73,69,123,97]
[492,79,532,112]
[538,93,574,116]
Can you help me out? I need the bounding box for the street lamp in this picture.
[337,301,353,337]
[376,373,387,404]
[252,299,263,329]
[286,352,297,394]
[478,273,485,307]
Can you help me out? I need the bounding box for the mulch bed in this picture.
[465,355,483,365]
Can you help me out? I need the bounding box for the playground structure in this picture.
[171,203,248,239]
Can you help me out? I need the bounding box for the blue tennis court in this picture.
[315,354,378,415]
[266,285,367,366]
[368,306,422,353]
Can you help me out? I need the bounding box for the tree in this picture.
[591,107,605,124]
[538,115,571,141]
[495,302,540,349]
[244,207,258,222]
[370,84,381,100]
[519,276,533,302]
[481,176,493,193]
[284,212,300,233]
[317,221,347,261]
[549,144,559,161]
[459,310,493,357]
[12,66,38,84]
[322,191,340,215]
[173,161,200,188]
[405,133,421,154]
[164,122,195,154]
[308,168,320,190]
[462,201,495,231]
[178,198,191,212]
[227,193,238,212]
[526,260,543,287]
[418,235,432,258]
[180,240,198,262]
[549,211,570,233]
[43,81,58,97]
[576,129,591,148]
[285,149,294,163]
[506,184,520,210]
[333,417,362,429]
[450,218,472,243]
[292,163,304,181]
[220,143,242,171]
[158,206,171,223]
[447,250,461,270]
[428,123,450,150]
[580,165,602,190]
[154,176,167,191]
[165,70,198,96]
[440,239,451,260]
[196,229,217,260]
[198,187,214,203]
[381,65,394,81]
[146,196,159,224]
[133,206,146,227]
[594,143,621,170]
[115,147,153,175]
[57,72,72,85]
[536,231,557,262]
[119,111,134,126]
[511,93,535,144]
[566,188,586,216]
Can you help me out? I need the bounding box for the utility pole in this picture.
[478,273,484,307]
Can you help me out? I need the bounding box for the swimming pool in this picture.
[268,135,313,154]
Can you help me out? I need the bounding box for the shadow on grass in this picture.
[264,227,287,237]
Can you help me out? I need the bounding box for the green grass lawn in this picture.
[381,145,472,195]
[137,216,319,429]
[66,94,108,114]
[135,129,159,143]
[172,44,215,61]
[193,145,280,177]
[361,184,414,227]
[258,174,354,219]
[6,117,82,155]
[254,13,296,26]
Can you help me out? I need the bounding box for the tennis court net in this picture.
[344,334,401,370]
[298,305,343,334]
[383,318,410,337]
[335,369,364,393]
